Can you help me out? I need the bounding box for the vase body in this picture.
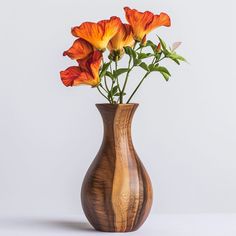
[81,104,153,232]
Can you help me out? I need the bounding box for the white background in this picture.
[0,0,235,218]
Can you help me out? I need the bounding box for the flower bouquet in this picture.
[60,7,185,232]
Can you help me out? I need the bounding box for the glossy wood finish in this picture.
[81,104,153,232]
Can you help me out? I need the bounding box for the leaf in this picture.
[146,40,157,52]
[155,53,161,61]
[134,58,142,66]
[157,36,167,50]
[124,46,136,61]
[151,66,171,76]
[111,85,118,95]
[148,64,155,71]
[115,92,126,96]
[157,36,169,56]
[113,68,129,77]
[168,52,187,63]
[150,65,171,81]
[160,71,170,81]
[105,71,115,80]
[172,58,180,65]
[138,53,153,59]
[139,62,149,71]
[99,62,110,78]
[108,85,118,99]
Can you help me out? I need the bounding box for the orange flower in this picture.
[60,51,102,87]
[124,7,171,42]
[71,16,122,51]
[63,38,93,60]
[108,23,134,54]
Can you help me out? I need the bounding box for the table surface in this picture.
[0,214,236,236]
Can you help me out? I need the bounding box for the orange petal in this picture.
[60,66,84,86]
[60,65,96,87]
[147,12,171,33]
[63,38,93,60]
[78,51,102,86]
[124,7,153,41]
[60,51,102,87]
[108,23,134,51]
[71,17,121,50]
[89,51,103,81]
[124,7,171,41]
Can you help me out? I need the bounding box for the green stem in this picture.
[140,47,143,53]
[151,56,156,64]
[99,83,108,93]
[102,58,110,93]
[158,55,166,62]
[115,61,121,93]
[97,86,110,103]
[120,62,132,104]
[126,72,150,104]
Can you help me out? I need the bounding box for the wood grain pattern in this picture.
[81,103,153,232]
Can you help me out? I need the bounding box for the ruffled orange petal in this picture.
[124,7,171,41]
[63,38,93,60]
[147,12,171,33]
[89,51,103,80]
[60,51,102,87]
[108,23,134,51]
[60,66,85,86]
[71,17,121,50]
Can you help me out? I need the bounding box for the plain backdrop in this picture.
[0,0,235,217]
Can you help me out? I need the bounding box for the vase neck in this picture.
[96,104,138,142]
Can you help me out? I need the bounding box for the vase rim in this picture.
[96,103,139,106]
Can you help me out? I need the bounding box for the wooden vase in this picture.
[81,103,153,232]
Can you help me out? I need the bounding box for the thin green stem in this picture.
[158,55,166,62]
[120,62,133,104]
[151,56,156,64]
[97,86,110,103]
[115,60,121,93]
[99,83,108,93]
[126,72,150,104]
[119,41,140,103]
[102,58,110,93]
[109,61,115,104]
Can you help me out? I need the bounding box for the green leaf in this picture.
[146,40,157,52]
[160,71,170,81]
[152,66,171,76]
[150,65,171,81]
[111,85,118,95]
[151,65,171,81]
[99,62,110,78]
[138,53,153,59]
[171,58,180,65]
[139,62,149,71]
[168,52,187,62]
[134,58,142,66]
[155,53,162,61]
[115,92,126,96]
[157,36,170,56]
[113,68,129,77]
[124,46,136,61]
[148,64,155,71]
[105,71,115,80]
[108,85,118,99]
[157,36,167,50]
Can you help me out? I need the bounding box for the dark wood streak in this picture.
[81,104,153,232]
